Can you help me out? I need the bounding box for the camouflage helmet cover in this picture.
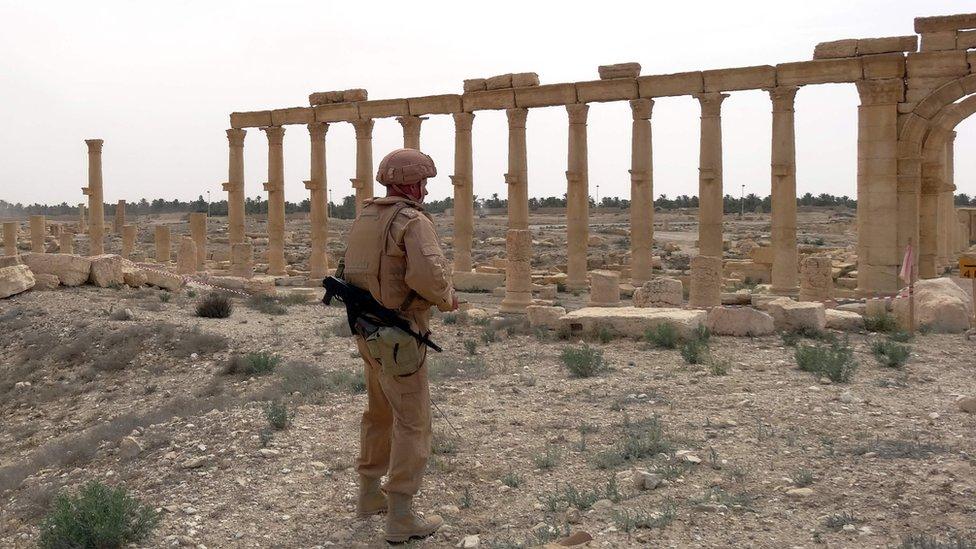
[375,148,437,186]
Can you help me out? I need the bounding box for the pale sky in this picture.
[2,0,974,206]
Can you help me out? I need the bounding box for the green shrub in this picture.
[864,313,898,333]
[224,352,280,376]
[888,330,913,343]
[872,340,910,368]
[247,295,287,315]
[560,344,606,378]
[680,338,709,365]
[595,326,614,344]
[708,357,731,376]
[501,468,524,488]
[264,401,290,430]
[795,339,858,383]
[195,292,233,318]
[38,481,159,549]
[442,312,458,325]
[463,339,478,355]
[533,444,561,470]
[644,324,679,349]
[593,416,672,469]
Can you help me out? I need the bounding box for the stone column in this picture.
[176,236,197,275]
[397,115,426,150]
[307,122,330,278]
[78,203,87,234]
[500,108,533,314]
[30,215,46,253]
[919,165,941,278]
[695,93,728,258]
[59,232,74,254]
[154,225,171,262]
[121,225,136,258]
[351,119,375,217]
[767,86,800,295]
[224,129,247,246]
[689,255,723,308]
[114,200,126,234]
[231,242,254,279]
[4,222,18,256]
[83,139,105,255]
[451,112,475,273]
[629,99,654,285]
[855,79,902,293]
[566,104,590,291]
[262,126,287,276]
[799,255,833,302]
[189,213,207,271]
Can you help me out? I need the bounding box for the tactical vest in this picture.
[343,199,413,310]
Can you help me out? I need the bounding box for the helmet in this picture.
[376,148,437,186]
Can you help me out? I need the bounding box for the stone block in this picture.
[314,103,360,122]
[122,265,147,287]
[637,71,703,97]
[408,94,462,115]
[766,297,827,332]
[706,307,775,336]
[0,264,34,299]
[689,255,723,308]
[914,13,976,33]
[0,255,22,268]
[511,72,540,87]
[357,99,409,118]
[230,111,272,129]
[861,53,907,79]
[208,275,247,291]
[486,74,513,89]
[23,253,92,286]
[856,35,918,56]
[245,276,277,297]
[598,62,641,79]
[825,309,864,331]
[575,79,638,102]
[137,263,184,291]
[462,89,516,111]
[89,254,125,287]
[270,107,313,126]
[921,31,958,51]
[959,30,976,49]
[453,271,505,292]
[588,270,621,307]
[750,246,774,265]
[906,51,970,78]
[799,255,833,302]
[341,89,368,102]
[633,277,683,308]
[702,65,776,92]
[308,91,344,106]
[463,79,487,92]
[514,83,578,108]
[559,306,706,340]
[526,305,566,329]
[776,58,862,85]
[33,272,59,290]
[813,39,857,59]
[892,277,973,333]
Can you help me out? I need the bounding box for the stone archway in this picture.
[898,74,976,278]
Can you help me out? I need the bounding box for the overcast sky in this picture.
[2,0,974,207]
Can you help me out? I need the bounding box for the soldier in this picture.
[342,148,458,543]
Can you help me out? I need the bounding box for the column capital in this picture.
[694,93,729,117]
[307,122,329,139]
[855,78,904,106]
[396,115,427,131]
[85,139,104,153]
[262,126,285,145]
[506,108,528,128]
[351,118,375,139]
[629,98,654,120]
[303,179,324,191]
[453,112,475,131]
[765,86,799,112]
[566,103,589,124]
[226,128,247,146]
[449,175,469,187]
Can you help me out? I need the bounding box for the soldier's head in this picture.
[376,148,437,203]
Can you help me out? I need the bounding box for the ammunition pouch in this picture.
[356,317,424,377]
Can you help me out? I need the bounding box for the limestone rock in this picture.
[122,265,147,287]
[32,272,59,290]
[957,396,976,413]
[89,254,126,287]
[893,278,973,333]
[588,270,621,306]
[458,534,480,548]
[138,263,184,291]
[767,298,826,332]
[799,255,833,302]
[454,271,505,292]
[559,306,706,339]
[825,309,864,331]
[526,305,566,329]
[0,255,23,268]
[118,436,143,460]
[511,72,540,87]
[0,264,35,298]
[245,276,277,297]
[23,253,92,286]
[633,277,683,308]
[786,487,814,498]
[463,78,487,92]
[706,307,775,336]
[485,73,513,90]
[598,62,641,80]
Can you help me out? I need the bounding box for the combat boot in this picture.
[356,476,387,517]
[384,493,443,543]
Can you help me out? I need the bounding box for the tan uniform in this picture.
[344,196,453,496]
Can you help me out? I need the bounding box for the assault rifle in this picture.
[322,273,443,353]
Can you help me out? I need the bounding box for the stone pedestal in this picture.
[588,270,621,307]
[695,93,728,258]
[307,122,330,279]
[351,119,375,217]
[799,255,833,302]
[176,236,197,275]
[154,225,171,263]
[397,115,426,150]
[225,129,247,246]
[566,104,590,290]
[262,126,287,276]
[629,99,654,285]
[114,200,126,234]
[767,86,799,295]
[500,229,533,313]
[189,213,207,271]
[452,112,475,273]
[689,255,722,308]
[231,242,254,279]
[83,139,105,255]
[78,203,87,234]
[30,215,45,253]
[4,222,18,256]
[500,108,532,314]
[59,232,74,254]
[121,225,136,258]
